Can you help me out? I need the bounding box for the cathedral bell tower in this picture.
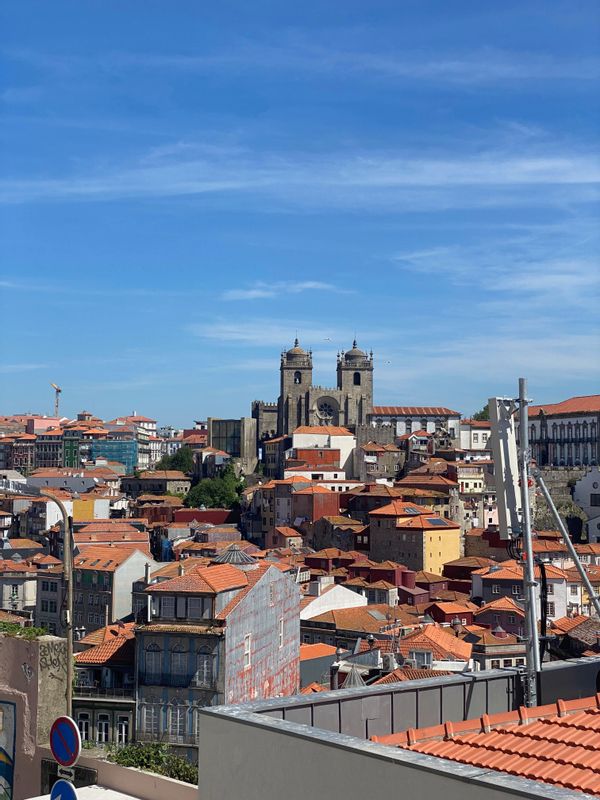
[336,340,373,426]
[278,339,313,435]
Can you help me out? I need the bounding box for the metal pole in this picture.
[533,470,600,619]
[518,378,540,706]
[40,490,73,717]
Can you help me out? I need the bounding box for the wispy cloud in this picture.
[188,318,380,349]
[1,146,598,209]
[0,363,47,373]
[222,280,351,301]
[6,43,600,85]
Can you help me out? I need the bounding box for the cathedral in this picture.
[252,339,374,441]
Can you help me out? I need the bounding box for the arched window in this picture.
[353,371,361,386]
[145,644,161,683]
[294,371,302,385]
[97,713,110,744]
[552,423,557,440]
[142,697,160,736]
[195,646,214,687]
[170,644,187,683]
[168,700,186,738]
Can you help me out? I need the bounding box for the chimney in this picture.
[144,562,151,584]
[401,570,416,589]
[178,562,184,577]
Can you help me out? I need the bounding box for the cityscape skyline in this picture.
[1,0,599,422]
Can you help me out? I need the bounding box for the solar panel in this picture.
[427,518,447,526]
[368,610,387,621]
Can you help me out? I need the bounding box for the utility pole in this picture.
[518,378,540,706]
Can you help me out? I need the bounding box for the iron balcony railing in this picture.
[74,686,135,698]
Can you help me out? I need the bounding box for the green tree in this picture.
[473,403,490,421]
[185,463,244,509]
[156,445,194,474]
[106,742,197,785]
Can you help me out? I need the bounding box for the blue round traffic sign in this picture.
[50,716,81,768]
[50,779,79,800]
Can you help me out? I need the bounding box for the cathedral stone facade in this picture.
[252,339,374,441]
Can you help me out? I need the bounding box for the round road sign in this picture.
[50,778,79,800]
[50,716,81,768]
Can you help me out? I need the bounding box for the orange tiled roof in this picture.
[6,538,42,549]
[308,604,418,634]
[74,546,142,572]
[371,406,460,416]
[148,563,248,594]
[551,614,591,634]
[293,485,333,495]
[78,622,136,646]
[75,636,134,666]
[398,625,472,661]
[300,682,328,694]
[293,426,354,436]
[396,516,460,531]
[474,596,525,616]
[300,643,338,661]
[369,500,431,517]
[372,667,453,685]
[529,394,600,417]
[373,695,600,797]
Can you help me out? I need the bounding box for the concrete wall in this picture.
[197,659,600,800]
[300,584,366,621]
[0,635,67,800]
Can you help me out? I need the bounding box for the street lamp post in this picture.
[0,480,74,716]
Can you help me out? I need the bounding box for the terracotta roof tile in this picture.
[373,695,600,797]
[475,596,525,616]
[148,563,248,594]
[529,395,600,417]
[300,643,339,661]
[75,636,134,666]
[372,667,454,685]
[294,426,354,436]
[371,406,460,416]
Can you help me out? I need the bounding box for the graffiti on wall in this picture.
[0,701,16,800]
[39,640,66,681]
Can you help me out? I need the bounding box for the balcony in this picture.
[74,685,135,699]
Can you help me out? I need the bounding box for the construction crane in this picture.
[50,383,62,417]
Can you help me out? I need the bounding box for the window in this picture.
[515,658,525,667]
[492,584,500,594]
[473,433,479,443]
[279,617,284,649]
[546,602,555,616]
[168,701,186,739]
[591,494,600,507]
[546,583,554,595]
[195,647,213,687]
[161,596,175,618]
[171,645,187,678]
[49,600,57,613]
[244,634,252,669]
[353,372,361,386]
[493,614,500,623]
[145,644,162,683]
[511,584,520,595]
[502,659,512,668]
[508,614,516,624]
[117,715,129,745]
[78,713,90,741]
[97,713,110,744]
[42,600,49,612]
[491,659,500,669]
[188,598,202,619]
[42,580,49,592]
[408,650,432,668]
[143,700,160,736]
[294,371,302,385]
[570,584,578,595]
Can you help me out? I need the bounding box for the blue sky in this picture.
[1,0,599,425]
